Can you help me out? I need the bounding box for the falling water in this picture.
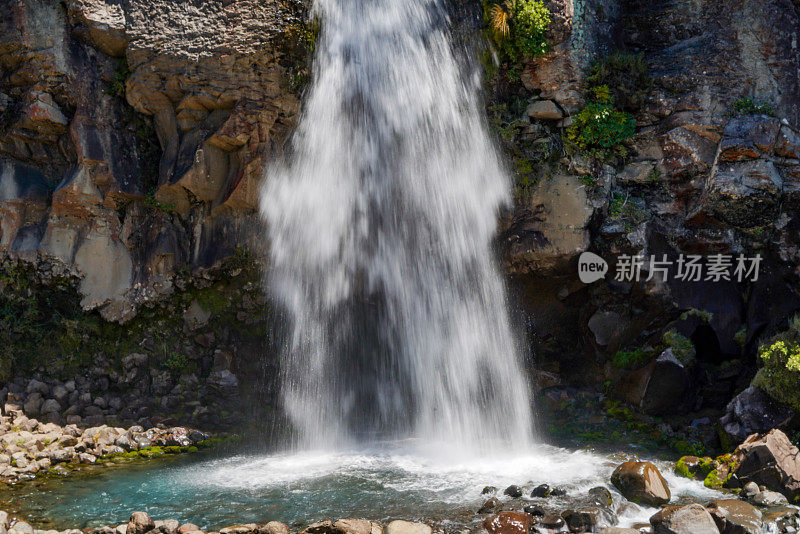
[261,0,533,451]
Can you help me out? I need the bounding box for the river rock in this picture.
[650,504,720,534]
[753,489,788,506]
[8,523,33,534]
[611,461,671,505]
[732,429,800,500]
[333,519,372,534]
[0,511,8,529]
[220,525,257,534]
[503,484,523,498]
[707,499,762,534]
[478,497,501,514]
[599,529,640,534]
[384,521,430,534]
[155,520,180,534]
[530,484,550,497]
[178,525,200,534]
[561,508,600,532]
[482,512,532,534]
[128,512,156,534]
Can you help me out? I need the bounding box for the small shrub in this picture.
[663,329,696,365]
[106,58,131,98]
[612,348,652,369]
[753,329,800,413]
[585,51,651,111]
[732,97,774,117]
[163,352,188,372]
[566,102,636,161]
[608,192,648,230]
[484,0,550,79]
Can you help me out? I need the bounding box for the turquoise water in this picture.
[0,444,721,531]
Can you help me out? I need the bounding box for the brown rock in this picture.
[128,512,155,534]
[611,461,671,506]
[482,512,533,534]
[650,504,720,534]
[707,499,762,534]
[732,429,800,500]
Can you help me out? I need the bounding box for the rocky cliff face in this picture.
[501,0,800,440]
[0,0,309,321]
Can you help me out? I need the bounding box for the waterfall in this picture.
[260,0,533,451]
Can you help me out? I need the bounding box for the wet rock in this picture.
[753,490,788,506]
[561,508,600,532]
[530,484,550,498]
[707,499,762,534]
[384,521,431,534]
[732,429,800,500]
[503,485,523,498]
[482,486,498,495]
[482,512,532,534]
[523,505,545,517]
[611,461,671,506]
[128,512,156,534]
[588,486,613,507]
[650,504,720,534]
[478,498,501,514]
[538,514,565,530]
[599,529,640,534]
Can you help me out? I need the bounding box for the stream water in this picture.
[2,445,720,530]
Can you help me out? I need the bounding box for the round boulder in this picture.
[650,504,719,534]
[611,461,671,506]
[128,512,155,534]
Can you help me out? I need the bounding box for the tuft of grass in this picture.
[732,97,774,117]
[566,102,636,162]
[585,51,652,111]
[612,348,653,370]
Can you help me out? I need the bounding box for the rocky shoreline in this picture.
[0,390,217,480]
[2,429,799,534]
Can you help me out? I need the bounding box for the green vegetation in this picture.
[663,329,696,365]
[608,192,648,230]
[0,250,266,383]
[675,453,737,489]
[143,193,175,213]
[585,51,651,111]
[484,0,550,80]
[106,58,131,99]
[732,97,774,117]
[679,308,713,323]
[752,318,800,412]
[612,348,652,370]
[567,99,636,161]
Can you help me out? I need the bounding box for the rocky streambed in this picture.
[1,429,800,534]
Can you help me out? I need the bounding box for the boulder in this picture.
[732,429,800,500]
[478,497,501,514]
[8,523,33,534]
[332,520,371,534]
[503,484,523,498]
[698,160,783,228]
[384,521,430,534]
[616,349,692,415]
[718,116,781,162]
[752,489,788,506]
[526,100,563,120]
[40,399,61,414]
[707,499,762,534]
[128,512,155,534]
[561,508,600,532]
[611,461,671,506]
[155,520,180,534]
[482,512,532,534]
[720,387,794,442]
[650,504,720,534]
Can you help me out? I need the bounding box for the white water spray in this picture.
[261,0,532,451]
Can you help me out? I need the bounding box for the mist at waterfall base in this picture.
[4,0,723,529]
